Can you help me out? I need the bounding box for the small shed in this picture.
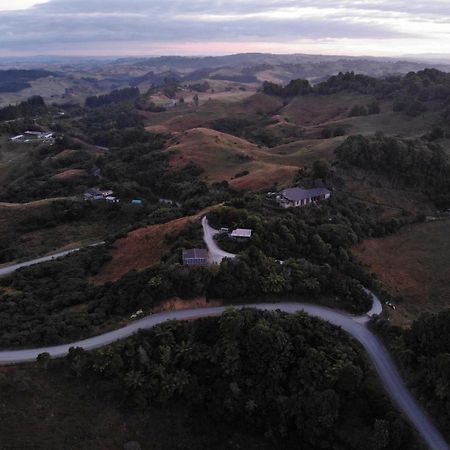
[182,249,208,266]
[230,228,252,239]
[131,199,143,206]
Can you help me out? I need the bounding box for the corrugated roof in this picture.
[230,228,252,238]
[281,187,331,202]
[182,248,208,259]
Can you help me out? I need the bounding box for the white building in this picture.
[230,228,252,239]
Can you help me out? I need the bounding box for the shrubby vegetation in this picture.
[85,87,140,108]
[0,95,47,121]
[211,116,283,147]
[58,309,418,450]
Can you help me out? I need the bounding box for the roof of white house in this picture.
[230,228,252,238]
[281,187,331,202]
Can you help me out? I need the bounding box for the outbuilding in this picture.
[230,228,252,239]
[182,249,209,266]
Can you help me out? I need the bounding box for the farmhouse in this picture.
[182,248,208,266]
[10,131,55,143]
[230,228,252,239]
[277,187,331,208]
[84,188,118,202]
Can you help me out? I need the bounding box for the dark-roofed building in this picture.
[277,187,331,208]
[182,248,209,266]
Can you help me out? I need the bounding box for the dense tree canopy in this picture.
[60,309,418,450]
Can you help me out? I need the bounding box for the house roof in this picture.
[182,248,208,260]
[230,228,252,238]
[281,187,331,202]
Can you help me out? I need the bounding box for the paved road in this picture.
[201,217,382,322]
[0,217,447,448]
[0,301,447,449]
[200,216,447,450]
[0,242,105,277]
[201,216,237,263]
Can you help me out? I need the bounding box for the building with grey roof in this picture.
[277,187,331,208]
[182,248,209,266]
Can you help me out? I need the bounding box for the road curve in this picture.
[201,216,237,263]
[0,302,447,449]
[200,216,447,450]
[201,217,382,322]
[0,218,446,448]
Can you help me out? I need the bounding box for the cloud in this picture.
[0,0,447,55]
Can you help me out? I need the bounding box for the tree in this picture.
[312,160,331,180]
[193,94,199,107]
[37,352,51,369]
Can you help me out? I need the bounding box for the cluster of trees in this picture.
[262,79,313,97]
[189,81,211,92]
[206,195,409,312]
[59,309,418,450]
[85,87,140,108]
[401,310,450,439]
[211,117,283,148]
[0,95,47,121]
[0,69,53,93]
[0,247,110,347]
[336,134,450,206]
[321,126,346,139]
[349,102,380,117]
[374,309,450,441]
[262,69,450,125]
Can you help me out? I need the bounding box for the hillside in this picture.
[165,127,299,189]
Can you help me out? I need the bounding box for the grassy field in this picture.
[92,207,212,284]
[165,127,299,190]
[353,219,450,326]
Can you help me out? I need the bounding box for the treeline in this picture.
[0,69,53,93]
[336,134,450,206]
[262,78,313,97]
[57,309,418,450]
[263,69,450,118]
[85,87,140,108]
[211,117,285,147]
[0,95,47,121]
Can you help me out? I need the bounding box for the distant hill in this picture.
[0,69,55,93]
[103,53,450,85]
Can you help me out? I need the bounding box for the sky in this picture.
[0,0,449,58]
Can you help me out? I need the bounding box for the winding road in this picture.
[0,218,447,449]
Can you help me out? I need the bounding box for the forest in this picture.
[335,134,450,206]
[0,69,54,93]
[374,309,450,442]
[52,309,419,450]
